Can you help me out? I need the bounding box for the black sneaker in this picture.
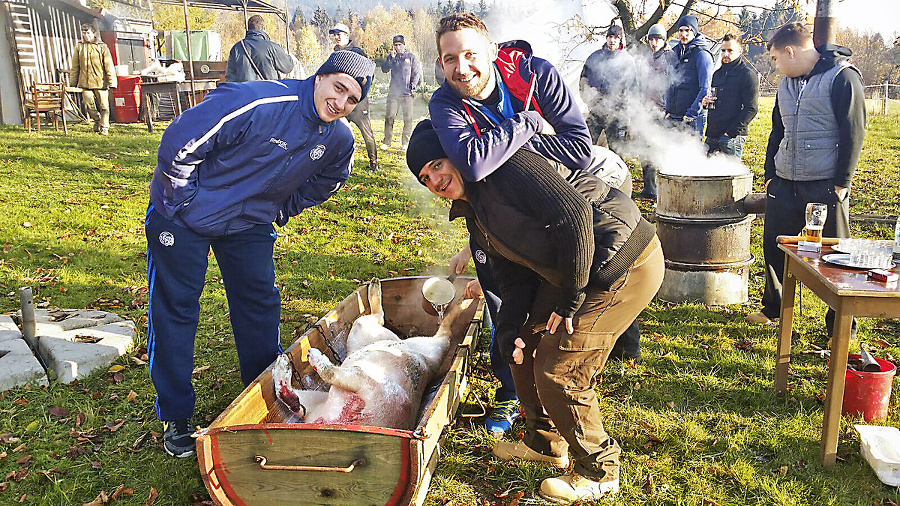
[163,419,195,458]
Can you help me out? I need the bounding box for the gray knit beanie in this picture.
[316,50,376,100]
[677,15,699,36]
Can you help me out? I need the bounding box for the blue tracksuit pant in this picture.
[146,207,282,421]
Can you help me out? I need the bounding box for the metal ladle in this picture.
[421,272,457,317]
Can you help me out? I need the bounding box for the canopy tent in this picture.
[148,0,290,105]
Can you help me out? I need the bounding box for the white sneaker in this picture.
[379,143,390,150]
[539,472,618,504]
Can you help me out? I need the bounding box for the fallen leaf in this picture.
[131,356,147,366]
[111,484,133,500]
[11,468,28,482]
[0,482,7,492]
[12,397,28,406]
[508,490,524,506]
[132,432,149,452]
[12,444,26,452]
[112,373,124,384]
[0,434,19,444]
[778,465,788,475]
[108,365,126,373]
[92,391,103,400]
[103,419,125,432]
[24,421,40,434]
[192,365,211,377]
[82,490,108,506]
[872,339,893,348]
[144,486,158,506]
[702,500,721,506]
[91,460,102,470]
[49,406,71,418]
[666,401,675,409]
[126,391,138,403]
[76,414,85,427]
[15,455,31,466]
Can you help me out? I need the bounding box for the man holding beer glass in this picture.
[745,23,866,339]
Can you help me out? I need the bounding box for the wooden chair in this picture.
[23,77,67,134]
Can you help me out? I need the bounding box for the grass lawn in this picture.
[0,94,898,505]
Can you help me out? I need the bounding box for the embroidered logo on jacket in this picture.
[474,249,487,264]
[310,144,326,160]
[269,137,288,150]
[159,231,175,247]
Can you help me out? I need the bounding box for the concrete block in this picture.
[0,339,48,391]
[0,329,22,343]
[23,308,123,331]
[0,315,18,331]
[38,321,135,384]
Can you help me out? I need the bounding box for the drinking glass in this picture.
[707,87,717,109]
[803,203,828,244]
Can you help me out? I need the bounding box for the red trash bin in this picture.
[112,76,141,123]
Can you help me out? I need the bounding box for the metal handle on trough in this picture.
[255,455,365,473]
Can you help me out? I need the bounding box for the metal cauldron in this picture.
[655,172,757,305]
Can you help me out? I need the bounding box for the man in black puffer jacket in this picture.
[225,15,293,82]
[702,33,758,158]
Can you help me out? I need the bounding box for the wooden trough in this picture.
[196,276,485,506]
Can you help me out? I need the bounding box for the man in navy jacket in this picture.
[665,15,713,137]
[146,50,374,458]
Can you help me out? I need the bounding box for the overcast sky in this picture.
[829,0,897,41]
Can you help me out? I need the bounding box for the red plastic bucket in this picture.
[842,355,896,422]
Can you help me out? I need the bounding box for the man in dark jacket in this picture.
[580,24,637,150]
[665,15,713,137]
[408,121,663,504]
[146,51,374,459]
[381,34,421,149]
[225,15,293,82]
[702,34,758,158]
[746,23,865,338]
[330,23,378,170]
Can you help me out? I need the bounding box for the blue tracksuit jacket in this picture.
[149,77,354,237]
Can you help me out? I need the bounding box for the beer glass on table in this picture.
[803,203,827,244]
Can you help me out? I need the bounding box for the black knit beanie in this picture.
[677,15,699,35]
[316,50,376,100]
[406,119,447,185]
[393,34,405,44]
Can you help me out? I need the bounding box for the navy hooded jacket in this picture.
[666,33,714,119]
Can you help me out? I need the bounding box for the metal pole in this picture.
[884,81,890,115]
[813,0,834,47]
[182,0,196,107]
[19,287,37,353]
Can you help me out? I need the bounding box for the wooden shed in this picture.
[0,0,112,125]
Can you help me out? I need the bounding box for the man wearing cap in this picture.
[381,34,422,149]
[580,24,637,151]
[225,14,293,82]
[330,23,378,170]
[70,23,116,135]
[665,15,713,137]
[701,33,758,159]
[145,50,374,459]
[636,23,675,199]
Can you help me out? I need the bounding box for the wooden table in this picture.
[139,79,218,132]
[775,243,900,465]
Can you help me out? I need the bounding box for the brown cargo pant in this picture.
[509,236,664,483]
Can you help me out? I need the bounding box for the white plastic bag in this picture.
[855,424,900,486]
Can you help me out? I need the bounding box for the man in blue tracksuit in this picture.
[146,50,375,458]
[665,15,714,137]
